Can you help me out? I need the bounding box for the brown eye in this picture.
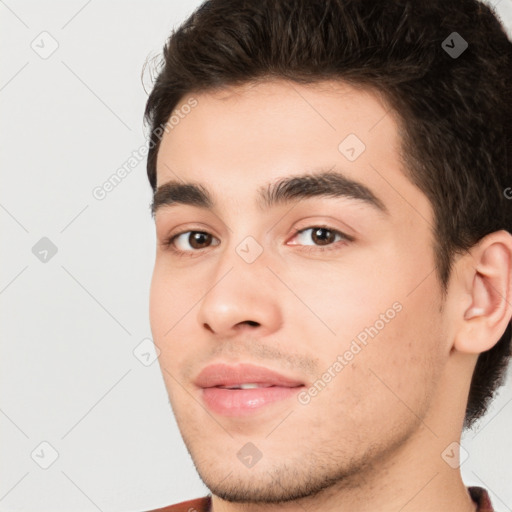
[310,227,337,246]
[292,226,346,247]
[188,232,213,249]
[165,230,220,254]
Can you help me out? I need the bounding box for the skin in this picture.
[149,79,512,512]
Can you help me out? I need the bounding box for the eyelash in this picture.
[161,224,354,258]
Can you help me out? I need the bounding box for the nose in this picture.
[196,249,283,338]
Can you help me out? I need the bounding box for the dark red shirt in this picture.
[145,486,496,511]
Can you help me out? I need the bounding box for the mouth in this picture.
[216,383,282,389]
[195,362,305,389]
[194,362,307,417]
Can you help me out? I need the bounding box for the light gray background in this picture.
[1,1,512,511]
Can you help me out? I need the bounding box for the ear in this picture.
[451,230,512,354]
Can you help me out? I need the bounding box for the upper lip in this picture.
[195,363,305,388]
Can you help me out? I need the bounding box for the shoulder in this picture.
[468,486,496,512]
[144,495,211,512]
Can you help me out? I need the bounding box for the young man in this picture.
[143,0,512,510]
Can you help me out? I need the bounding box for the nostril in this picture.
[244,320,259,327]
[203,323,214,333]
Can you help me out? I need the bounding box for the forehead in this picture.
[154,79,432,228]
[156,79,394,169]
[157,79,396,174]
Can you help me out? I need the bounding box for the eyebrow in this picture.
[150,168,388,217]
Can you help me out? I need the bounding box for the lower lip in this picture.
[201,386,304,417]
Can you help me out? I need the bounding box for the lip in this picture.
[201,386,304,417]
[194,363,305,388]
[195,363,306,417]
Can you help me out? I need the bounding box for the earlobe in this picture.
[453,231,512,354]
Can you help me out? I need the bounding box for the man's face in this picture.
[149,80,451,503]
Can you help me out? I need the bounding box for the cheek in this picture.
[149,262,210,378]
[301,310,440,441]
[284,247,401,343]
[149,271,188,401]
[149,264,189,361]
[301,235,437,345]
[293,251,443,426]
[149,262,196,334]
[149,265,169,338]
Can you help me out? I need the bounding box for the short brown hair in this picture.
[143,0,512,430]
